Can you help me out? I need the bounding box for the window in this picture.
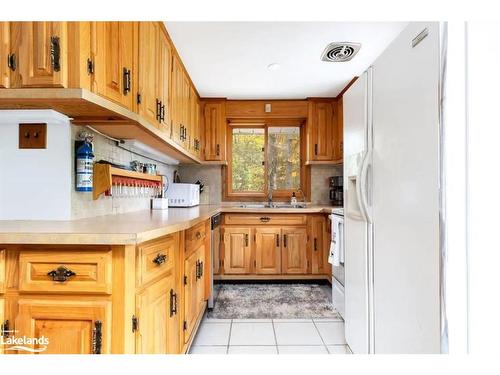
[226,123,307,200]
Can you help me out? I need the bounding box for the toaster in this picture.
[165,183,200,207]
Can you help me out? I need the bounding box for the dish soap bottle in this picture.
[290,192,298,205]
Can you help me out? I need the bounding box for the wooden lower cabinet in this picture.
[223,227,252,274]
[135,274,179,354]
[183,245,205,345]
[309,215,330,275]
[15,298,111,354]
[0,221,211,355]
[281,227,308,274]
[218,214,329,279]
[255,227,281,275]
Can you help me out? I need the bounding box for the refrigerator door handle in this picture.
[358,151,372,223]
[355,154,368,222]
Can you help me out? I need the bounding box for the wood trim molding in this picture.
[222,120,311,202]
[336,76,358,98]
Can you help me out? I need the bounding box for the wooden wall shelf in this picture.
[93,163,162,200]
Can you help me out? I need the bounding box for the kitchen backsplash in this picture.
[310,164,343,205]
[71,126,176,219]
[177,164,342,205]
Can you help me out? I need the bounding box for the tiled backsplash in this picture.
[310,164,343,205]
[71,126,176,219]
[178,164,342,205]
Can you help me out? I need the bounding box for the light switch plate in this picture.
[19,123,47,149]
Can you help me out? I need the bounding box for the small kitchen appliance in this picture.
[329,176,343,206]
[165,183,200,207]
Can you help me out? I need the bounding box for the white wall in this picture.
[0,110,72,220]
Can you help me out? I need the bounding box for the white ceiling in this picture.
[164,22,407,99]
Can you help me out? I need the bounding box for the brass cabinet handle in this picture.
[47,265,76,282]
[152,253,167,266]
[260,216,271,223]
[245,233,249,247]
[276,234,280,247]
[314,144,318,155]
[314,238,318,251]
[156,99,162,122]
[92,320,102,354]
[169,289,177,317]
[123,67,131,95]
[7,53,16,71]
[283,234,288,248]
[216,144,220,156]
[195,231,202,240]
[50,36,61,72]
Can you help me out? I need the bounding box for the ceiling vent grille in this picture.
[321,42,361,62]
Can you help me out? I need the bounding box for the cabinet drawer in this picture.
[19,249,112,294]
[224,214,307,226]
[0,249,5,293]
[185,220,208,255]
[137,233,178,287]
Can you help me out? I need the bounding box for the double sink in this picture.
[238,203,308,209]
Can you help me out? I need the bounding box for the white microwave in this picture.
[165,183,200,207]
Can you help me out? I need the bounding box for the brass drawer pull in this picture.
[92,320,102,354]
[170,289,178,317]
[152,253,167,266]
[195,231,202,240]
[260,216,271,223]
[47,265,76,282]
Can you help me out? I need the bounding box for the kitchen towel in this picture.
[328,214,342,266]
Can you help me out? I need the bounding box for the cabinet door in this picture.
[137,22,160,126]
[203,101,226,161]
[15,298,110,354]
[0,298,3,354]
[183,248,199,342]
[189,86,200,155]
[334,98,344,161]
[223,227,252,274]
[310,216,329,274]
[309,101,334,161]
[92,22,136,110]
[158,30,172,134]
[255,227,281,275]
[136,273,179,354]
[0,22,10,88]
[281,227,308,274]
[171,55,185,145]
[196,245,206,313]
[11,22,67,88]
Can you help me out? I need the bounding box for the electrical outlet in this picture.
[19,123,47,149]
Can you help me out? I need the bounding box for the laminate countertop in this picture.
[0,205,338,246]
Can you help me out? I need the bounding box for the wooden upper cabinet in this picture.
[10,22,68,88]
[0,298,4,354]
[255,227,281,275]
[135,274,179,354]
[223,227,251,274]
[15,298,111,354]
[158,29,172,134]
[91,22,137,111]
[308,100,335,161]
[0,22,10,88]
[334,98,344,162]
[203,100,226,161]
[171,54,187,147]
[189,86,201,157]
[281,227,308,274]
[137,22,160,127]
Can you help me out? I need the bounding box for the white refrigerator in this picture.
[343,22,442,354]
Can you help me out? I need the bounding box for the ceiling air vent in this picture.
[321,42,361,62]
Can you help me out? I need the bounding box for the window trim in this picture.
[223,120,310,202]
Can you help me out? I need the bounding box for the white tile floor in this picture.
[189,316,351,354]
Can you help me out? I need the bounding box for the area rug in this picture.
[207,283,340,319]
